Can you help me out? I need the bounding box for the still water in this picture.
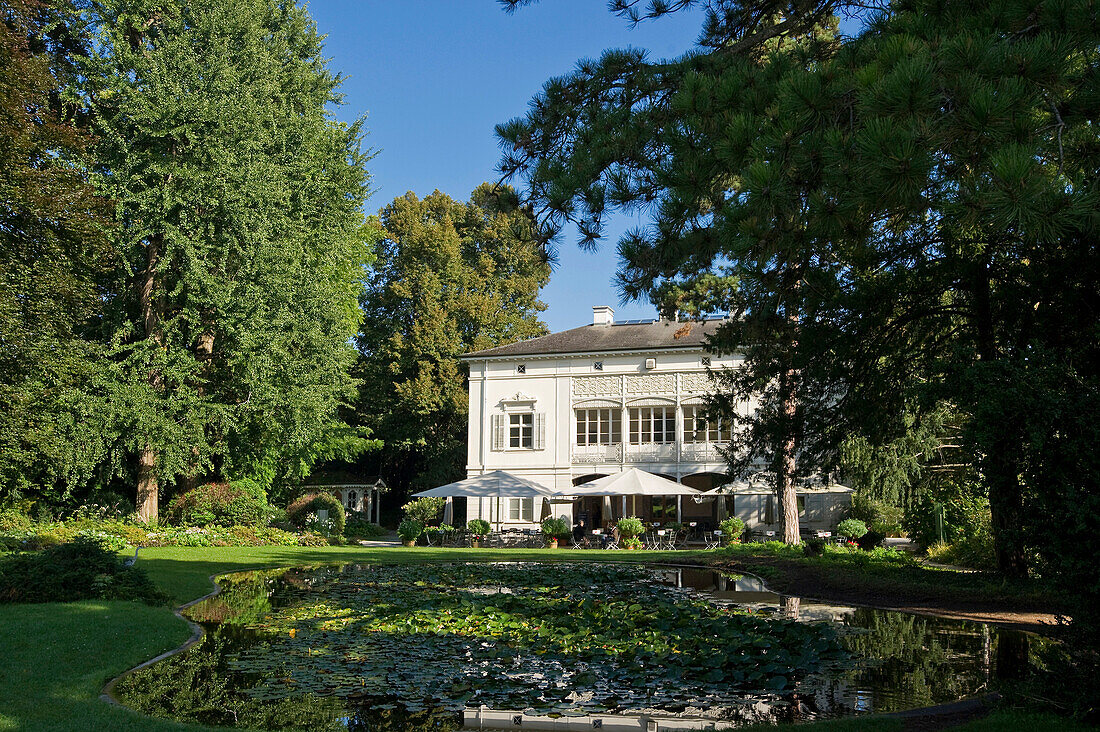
[114,562,1035,731]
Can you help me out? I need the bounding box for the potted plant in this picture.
[540,517,569,548]
[616,516,645,550]
[466,519,491,548]
[397,519,424,547]
[718,516,745,546]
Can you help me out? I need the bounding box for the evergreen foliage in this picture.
[356,184,550,493]
[0,0,114,501]
[0,534,168,605]
[497,0,1099,585]
[286,493,346,536]
[1,0,378,518]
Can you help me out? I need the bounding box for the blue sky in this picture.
[306,1,705,332]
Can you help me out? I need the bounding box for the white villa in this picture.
[457,306,852,534]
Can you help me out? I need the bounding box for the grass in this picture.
[714,541,1060,614]
[0,545,1079,731]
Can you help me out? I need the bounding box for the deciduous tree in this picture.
[357,184,550,494]
[84,0,376,520]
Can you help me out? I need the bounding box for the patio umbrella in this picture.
[413,470,556,531]
[552,469,703,498]
[441,497,453,526]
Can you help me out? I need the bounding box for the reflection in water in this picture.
[115,563,1040,731]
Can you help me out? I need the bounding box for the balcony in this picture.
[571,441,728,465]
[625,443,677,463]
[571,443,623,464]
[679,442,726,463]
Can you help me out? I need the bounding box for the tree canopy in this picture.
[498,0,1099,578]
[356,184,550,494]
[0,0,377,519]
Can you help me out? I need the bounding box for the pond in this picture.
[114,562,1039,731]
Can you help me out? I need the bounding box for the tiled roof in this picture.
[462,318,727,359]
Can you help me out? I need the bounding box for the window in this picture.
[508,498,534,521]
[682,406,732,443]
[491,412,545,450]
[629,406,675,444]
[509,413,533,448]
[575,408,621,446]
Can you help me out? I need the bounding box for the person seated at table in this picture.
[572,519,588,547]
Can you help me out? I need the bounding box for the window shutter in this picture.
[534,412,546,450]
[491,414,506,451]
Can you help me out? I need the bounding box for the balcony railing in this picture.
[570,441,727,465]
[572,443,623,464]
[679,442,725,463]
[625,443,677,463]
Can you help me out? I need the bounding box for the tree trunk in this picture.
[972,259,1028,577]
[985,438,1028,577]
[775,370,801,545]
[136,447,158,523]
[136,233,164,523]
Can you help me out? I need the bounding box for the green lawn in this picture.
[0,546,1082,731]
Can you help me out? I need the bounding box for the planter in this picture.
[401,539,416,547]
[471,539,481,549]
[549,539,558,549]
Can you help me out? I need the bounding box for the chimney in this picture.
[592,305,615,326]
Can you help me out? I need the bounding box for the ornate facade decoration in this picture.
[680,372,711,394]
[624,373,676,394]
[572,375,621,398]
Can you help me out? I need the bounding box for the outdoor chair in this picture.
[656,529,674,551]
[643,531,660,550]
[704,529,724,550]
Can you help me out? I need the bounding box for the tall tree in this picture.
[0,0,113,502]
[357,184,550,494]
[84,0,375,520]
[498,0,1099,573]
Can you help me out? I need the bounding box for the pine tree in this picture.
[498,0,1099,572]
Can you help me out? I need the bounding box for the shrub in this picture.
[344,511,386,539]
[622,537,643,550]
[0,508,32,532]
[286,493,346,536]
[856,529,886,550]
[295,533,329,547]
[540,517,570,540]
[74,529,127,552]
[0,535,168,605]
[616,516,645,539]
[848,494,905,535]
[803,537,826,557]
[397,519,424,542]
[467,519,491,538]
[903,481,989,548]
[719,517,745,544]
[401,497,446,524]
[837,518,868,540]
[166,479,271,527]
[663,521,684,532]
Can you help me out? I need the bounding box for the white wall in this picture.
[462,345,757,527]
